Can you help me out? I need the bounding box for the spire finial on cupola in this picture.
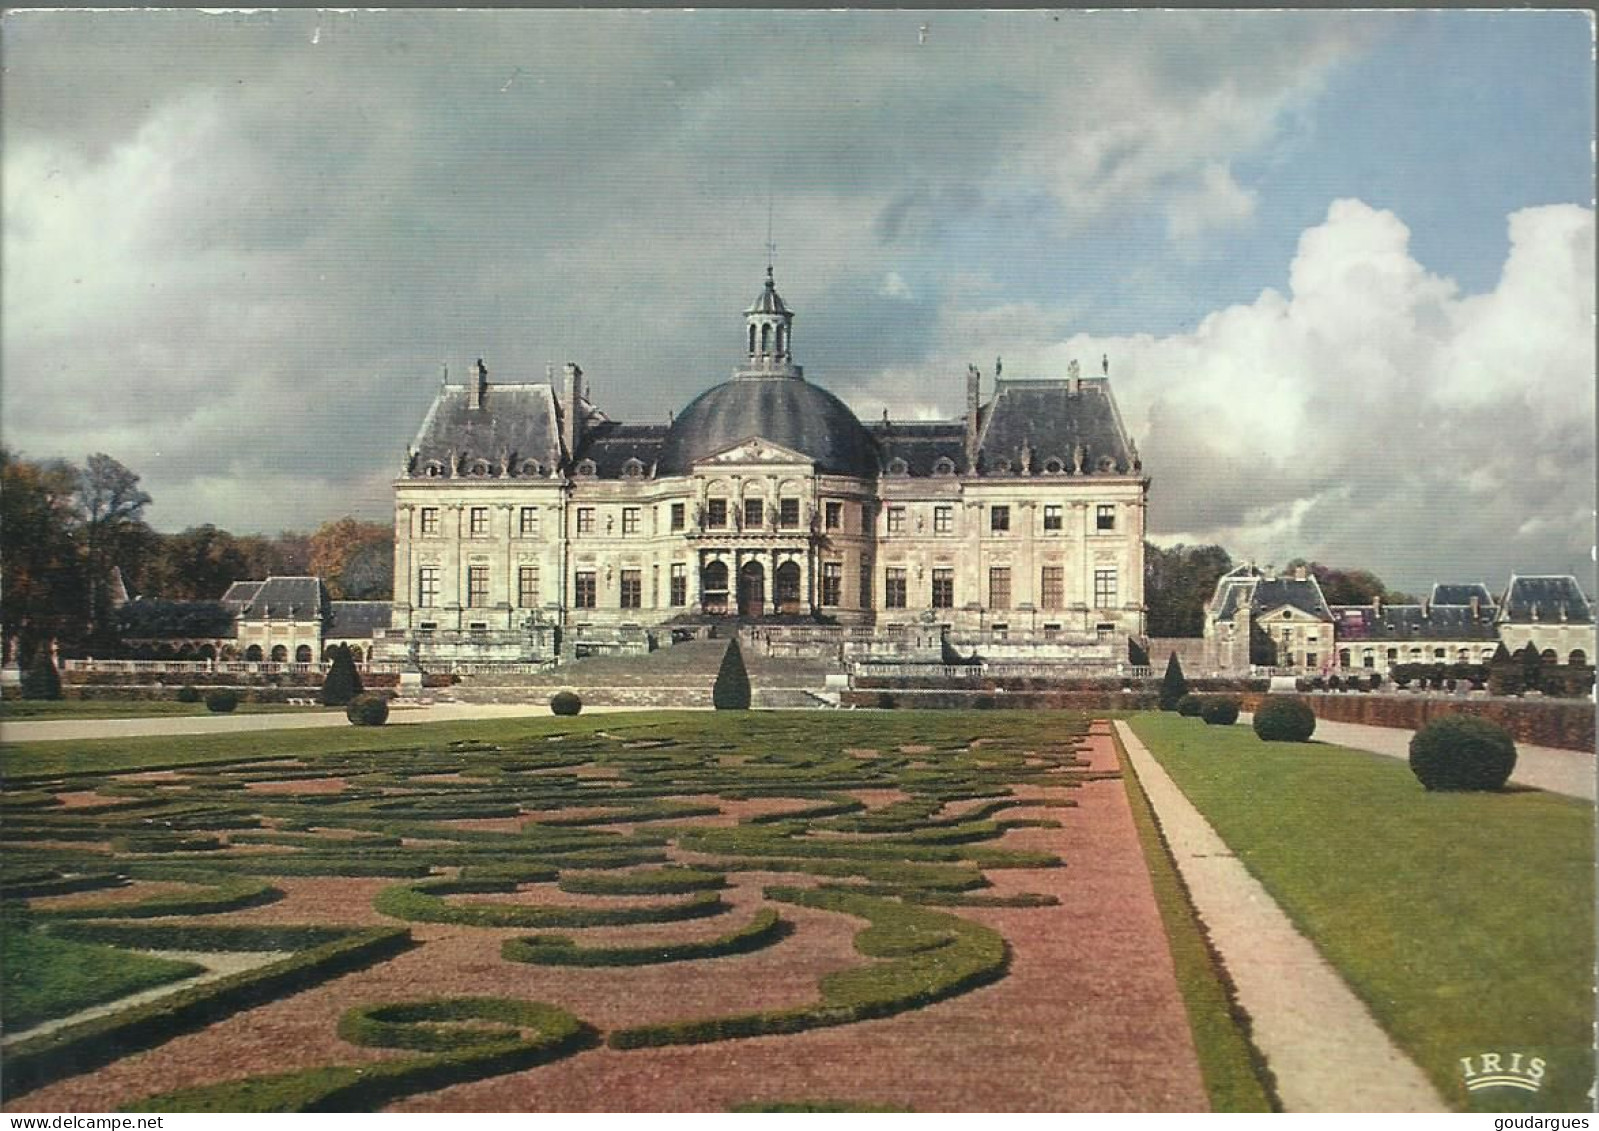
[741,262,800,379]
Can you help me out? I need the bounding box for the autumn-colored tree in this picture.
[309,517,393,599]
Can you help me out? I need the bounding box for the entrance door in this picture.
[774,560,802,614]
[738,560,766,618]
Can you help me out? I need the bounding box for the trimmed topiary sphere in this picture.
[1176,694,1204,718]
[204,689,239,714]
[549,690,583,717]
[176,685,201,703]
[1252,697,1316,742]
[1201,697,1241,726]
[346,693,390,726]
[1409,715,1517,791]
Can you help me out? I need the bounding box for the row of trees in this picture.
[1,449,393,659]
[1143,544,1415,638]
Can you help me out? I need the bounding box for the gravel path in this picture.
[1115,721,1447,1113]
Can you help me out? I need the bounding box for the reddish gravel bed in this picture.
[393,732,1207,1113]
[244,777,351,795]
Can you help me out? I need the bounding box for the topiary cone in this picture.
[713,638,752,711]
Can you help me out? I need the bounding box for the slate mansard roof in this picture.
[1498,575,1594,624]
[972,378,1139,476]
[406,383,569,480]
[326,601,393,640]
[1209,566,1332,622]
[1429,583,1497,610]
[1331,604,1500,643]
[237,577,328,620]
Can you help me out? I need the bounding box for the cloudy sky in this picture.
[4,9,1593,593]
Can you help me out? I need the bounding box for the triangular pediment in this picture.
[696,436,814,467]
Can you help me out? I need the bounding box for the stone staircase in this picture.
[439,638,843,708]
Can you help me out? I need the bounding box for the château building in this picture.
[380,269,1150,665]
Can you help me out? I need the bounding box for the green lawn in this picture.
[1,922,206,1032]
[3,700,335,721]
[1129,713,1595,1112]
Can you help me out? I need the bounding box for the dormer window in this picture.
[992,459,1012,476]
[424,462,444,478]
[575,459,597,478]
[469,460,490,477]
[886,457,909,477]
[622,458,645,479]
[932,457,956,477]
[520,459,542,477]
[1042,457,1065,474]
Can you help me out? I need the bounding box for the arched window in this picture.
[270,645,288,663]
[1570,649,1588,667]
[521,459,543,477]
[776,325,787,355]
[1042,458,1064,474]
[245,645,263,662]
[575,459,597,478]
[296,644,313,663]
[199,644,216,661]
[622,459,645,479]
[760,323,771,353]
[886,457,909,477]
[1541,648,1558,664]
[749,325,756,354]
[932,457,956,477]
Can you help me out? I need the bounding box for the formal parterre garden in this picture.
[0,712,1234,1113]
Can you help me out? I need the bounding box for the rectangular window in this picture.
[620,569,642,609]
[934,505,953,534]
[989,567,1011,610]
[887,506,906,534]
[519,507,539,537]
[1040,566,1064,610]
[1096,504,1116,532]
[577,507,595,535]
[467,566,490,607]
[884,567,907,609]
[469,507,489,537]
[1093,568,1117,608]
[574,570,597,609]
[859,561,872,610]
[518,566,539,608]
[825,501,843,531]
[670,503,686,532]
[932,568,955,609]
[420,507,440,536]
[622,507,641,536]
[821,562,842,606]
[990,506,1010,534]
[706,499,727,528]
[670,563,687,607]
[1043,505,1063,533]
[744,498,764,529]
[779,498,800,528]
[417,566,439,608]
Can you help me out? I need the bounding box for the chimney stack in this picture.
[468,358,487,410]
[562,363,584,460]
[965,365,981,466]
[1469,594,1480,619]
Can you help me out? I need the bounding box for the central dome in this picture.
[657,377,880,478]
